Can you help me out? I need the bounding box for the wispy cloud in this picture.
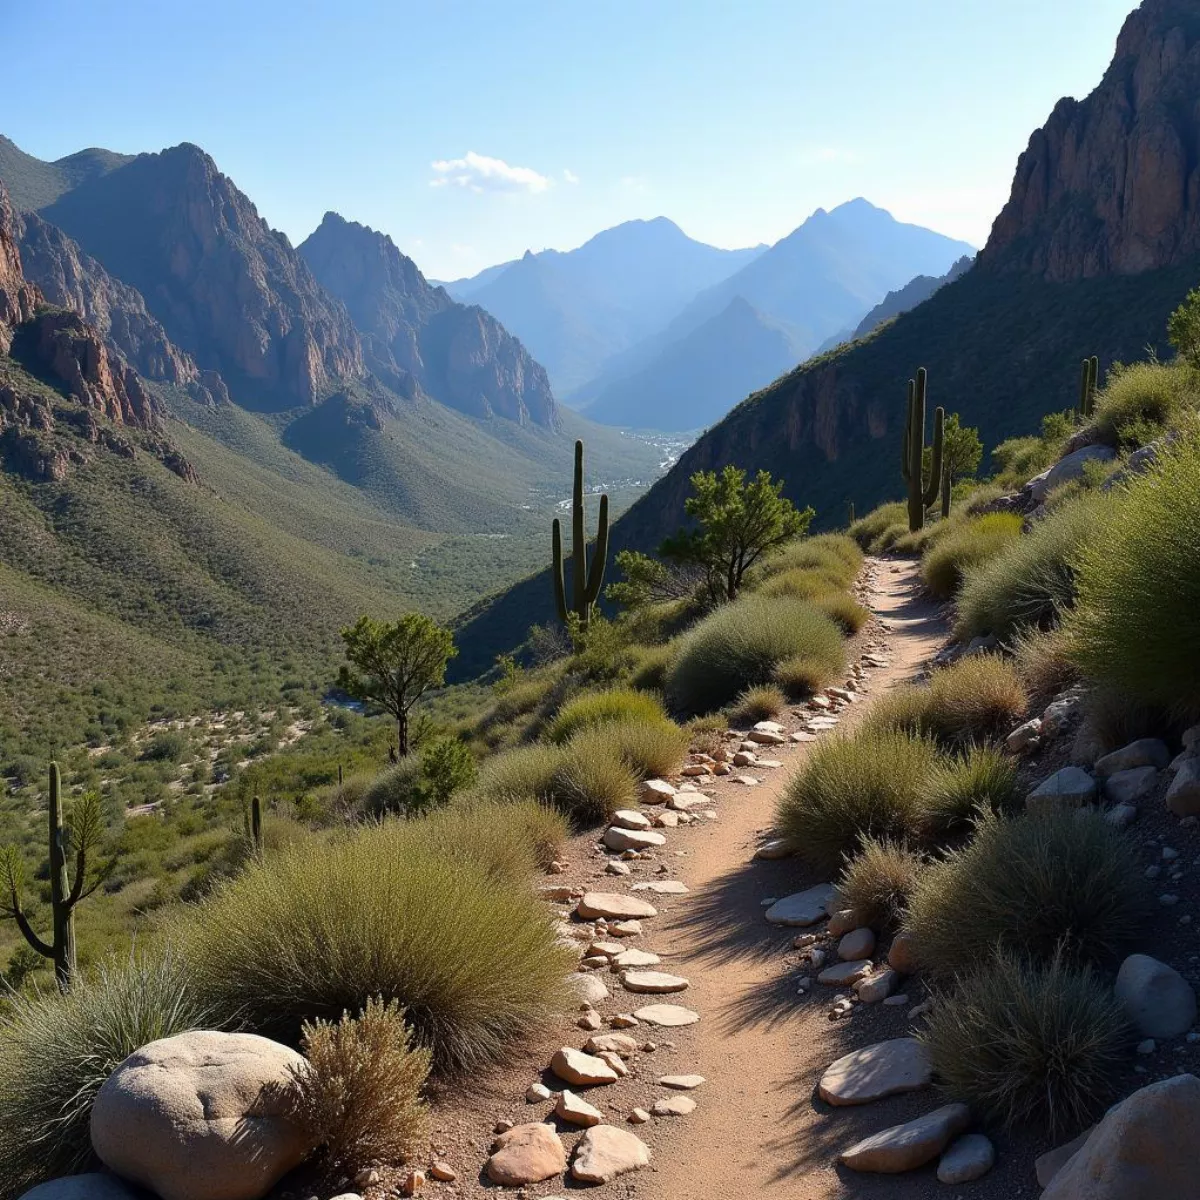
[430,151,550,194]
[562,168,580,185]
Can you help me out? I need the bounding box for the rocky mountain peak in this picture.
[299,213,557,427]
[982,0,1200,280]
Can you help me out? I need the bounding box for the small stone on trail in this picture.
[611,809,652,831]
[611,1013,639,1028]
[577,893,657,921]
[569,973,610,1006]
[485,1122,567,1186]
[526,1082,552,1103]
[603,826,667,853]
[819,1038,933,1106]
[578,1011,602,1030]
[611,948,661,969]
[754,838,795,860]
[585,1033,639,1056]
[494,1119,514,1133]
[838,928,876,961]
[1026,766,1097,812]
[839,1103,971,1173]
[937,1133,996,1184]
[856,968,900,1004]
[556,1089,605,1126]
[764,884,836,926]
[631,880,689,894]
[429,1161,456,1183]
[571,1125,652,1183]
[597,1050,628,1077]
[609,919,642,936]
[621,970,689,994]
[1115,954,1198,1039]
[818,960,873,987]
[550,1047,619,1086]
[633,1003,700,1026]
[659,1074,705,1089]
[882,994,909,1007]
[629,1108,651,1124]
[640,779,676,803]
[651,1095,697,1117]
[399,1169,425,1196]
[733,774,760,786]
[1137,1038,1157,1055]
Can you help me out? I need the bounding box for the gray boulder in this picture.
[1029,445,1116,504]
[1103,766,1159,806]
[1026,766,1097,813]
[1095,738,1171,777]
[1115,954,1197,1039]
[1166,759,1200,816]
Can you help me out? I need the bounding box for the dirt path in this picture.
[642,556,951,1199]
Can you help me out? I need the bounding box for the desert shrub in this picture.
[758,535,862,587]
[834,838,922,933]
[849,501,908,551]
[629,643,674,692]
[904,809,1151,977]
[922,950,1129,1134]
[550,734,639,825]
[360,758,425,818]
[865,655,1026,748]
[0,952,211,1196]
[990,432,1060,489]
[420,737,477,806]
[413,798,567,877]
[665,595,844,715]
[1069,434,1200,715]
[776,730,940,873]
[473,743,563,805]
[773,653,838,699]
[921,513,1024,600]
[567,717,688,782]
[956,492,1109,638]
[1010,626,1080,710]
[757,567,838,600]
[731,684,787,723]
[872,521,912,553]
[1088,359,1191,446]
[547,687,668,744]
[810,591,871,634]
[139,730,189,763]
[486,674,557,726]
[923,745,1021,838]
[286,997,430,1178]
[184,821,572,1071]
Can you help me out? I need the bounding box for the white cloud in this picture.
[429,151,550,194]
[562,168,580,185]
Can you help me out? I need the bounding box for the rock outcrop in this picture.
[42,144,364,407]
[984,0,1200,280]
[299,212,557,426]
[0,181,39,351]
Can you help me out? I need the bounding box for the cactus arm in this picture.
[585,494,609,606]
[941,461,952,519]
[1088,356,1099,417]
[571,440,586,620]
[923,406,945,507]
[1078,359,1089,418]
[552,518,568,624]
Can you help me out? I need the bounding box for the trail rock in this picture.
[556,1089,604,1127]
[1029,445,1115,504]
[1104,766,1159,805]
[937,1133,995,1183]
[570,1125,651,1183]
[818,960,873,987]
[659,1074,705,1089]
[651,1095,696,1117]
[888,933,917,974]
[764,884,836,926]
[839,1103,971,1173]
[585,1033,639,1056]
[603,826,666,852]
[755,838,795,860]
[526,1083,552,1103]
[633,1004,700,1026]
[1026,766,1097,812]
[89,1031,311,1200]
[1095,738,1172,777]
[611,810,652,830]
[1166,759,1200,816]
[577,893,657,920]
[569,974,610,1005]
[818,1038,932,1106]
[1035,1129,1094,1188]
[856,968,900,1004]
[621,970,689,994]
[640,779,676,803]
[1042,1075,1200,1198]
[1115,953,1197,1038]
[611,948,661,969]
[485,1123,567,1186]
[631,880,689,895]
[838,928,876,961]
[1007,718,1043,752]
[550,1047,619,1086]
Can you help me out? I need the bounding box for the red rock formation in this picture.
[0,182,40,350]
[982,0,1200,280]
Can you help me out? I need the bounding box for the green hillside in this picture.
[0,136,132,212]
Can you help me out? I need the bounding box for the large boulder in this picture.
[1115,954,1197,1039]
[90,1031,312,1200]
[1042,1075,1200,1198]
[19,1177,145,1200]
[485,1122,567,1186]
[1029,445,1116,504]
[1026,766,1097,813]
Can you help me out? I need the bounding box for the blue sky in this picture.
[8,0,1134,280]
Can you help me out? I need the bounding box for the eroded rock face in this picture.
[983,2,1200,281]
[0,182,39,351]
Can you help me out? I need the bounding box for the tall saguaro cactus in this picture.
[0,763,110,990]
[901,367,944,533]
[1077,355,1099,419]
[552,439,609,632]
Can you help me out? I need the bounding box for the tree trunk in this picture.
[397,710,409,758]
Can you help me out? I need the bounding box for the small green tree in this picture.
[605,549,704,611]
[924,414,983,493]
[338,614,456,757]
[1168,286,1200,369]
[420,738,477,806]
[661,467,813,602]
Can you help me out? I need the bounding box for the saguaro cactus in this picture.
[245,794,264,856]
[1077,356,1099,419]
[0,763,109,990]
[552,439,609,631]
[901,367,944,533]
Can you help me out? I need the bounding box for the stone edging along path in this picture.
[472,557,977,1199]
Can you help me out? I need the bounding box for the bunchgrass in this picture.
[1086,359,1192,447]
[546,688,668,744]
[834,838,923,934]
[923,745,1021,838]
[849,501,909,552]
[921,513,1024,600]
[810,591,871,634]
[182,820,573,1072]
[921,949,1129,1135]
[776,730,940,874]
[1010,625,1079,711]
[0,951,212,1198]
[904,808,1151,977]
[665,595,845,716]
[731,684,788,724]
[549,736,639,825]
[566,717,688,783]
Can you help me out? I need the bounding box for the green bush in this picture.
[420,737,477,806]
[904,809,1151,977]
[550,734,639,825]
[776,730,940,874]
[546,687,668,744]
[183,819,572,1072]
[0,952,212,1197]
[772,653,839,699]
[1069,434,1200,715]
[473,744,563,805]
[1010,626,1080,710]
[757,567,839,600]
[566,717,688,782]
[413,797,568,877]
[731,684,787,723]
[921,950,1129,1134]
[360,758,425,818]
[810,591,871,634]
[757,534,862,587]
[665,595,845,715]
[921,513,1023,600]
[956,492,1109,639]
[1088,359,1192,447]
[865,655,1026,748]
[923,745,1021,838]
[834,838,922,933]
[629,643,674,692]
[849,501,908,551]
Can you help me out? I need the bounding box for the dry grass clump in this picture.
[287,997,430,1178]
[776,730,939,874]
[904,809,1150,977]
[773,654,838,699]
[473,743,562,805]
[1009,625,1080,711]
[834,838,923,934]
[1087,359,1191,446]
[758,535,862,588]
[922,745,1021,838]
[546,687,668,744]
[416,797,567,875]
[0,952,212,1197]
[549,736,639,825]
[758,567,839,601]
[665,595,844,716]
[183,821,573,1072]
[1068,434,1200,716]
[810,591,871,634]
[567,717,688,783]
[921,513,1024,601]
[865,655,1026,748]
[849,501,909,552]
[731,684,787,723]
[921,950,1129,1134]
[629,643,674,692]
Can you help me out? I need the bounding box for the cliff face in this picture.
[983,0,1200,280]
[42,144,364,407]
[299,212,557,426]
[0,182,39,351]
